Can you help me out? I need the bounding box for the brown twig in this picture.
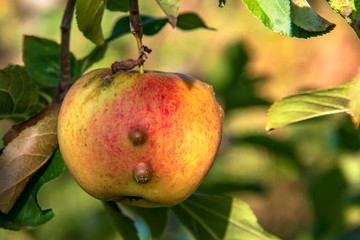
[111,46,152,73]
[52,0,76,104]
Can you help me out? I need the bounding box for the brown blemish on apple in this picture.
[102,74,112,86]
[128,126,147,146]
[132,162,152,183]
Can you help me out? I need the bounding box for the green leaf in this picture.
[23,36,79,87]
[266,83,351,131]
[76,0,106,45]
[106,0,129,12]
[142,16,169,35]
[349,74,360,127]
[155,0,179,27]
[177,13,215,31]
[0,149,65,230]
[0,65,40,121]
[291,0,335,32]
[78,44,108,75]
[107,13,212,42]
[172,193,280,240]
[123,206,168,239]
[103,202,140,240]
[241,0,334,38]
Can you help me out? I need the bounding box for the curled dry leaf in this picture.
[0,104,60,214]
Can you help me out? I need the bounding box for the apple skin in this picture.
[58,68,223,207]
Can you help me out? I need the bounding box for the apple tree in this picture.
[0,0,360,239]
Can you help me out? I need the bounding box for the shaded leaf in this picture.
[106,0,129,12]
[0,65,40,121]
[291,0,335,32]
[76,0,106,46]
[142,16,169,35]
[172,193,280,240]
[349,74,360,127]
[309,168,348,239]
[241,0,334,38]
[155,0,179,27]
[23,36,79,86]
[108,13,213,42]
[104,202,140,240]
[0,149,65,230]
[124,205,168,239]
[0,105,60,214]
[177,13,215,31]
[266,83,351,131]
[78,44,108,75]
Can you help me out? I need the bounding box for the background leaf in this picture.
[176,13,215,31]
[106,0,129,12]
[108,13,212,42]
[23,36,79,87]
[0,105,59,214]
[266,83,351,131]
[103,202,140,240]
[241,0,334,38]
[123,205,168,239]
[78,44,108,75]
[155,0,179,27]
[0,149,65,230]
[172,193,280,240]
[76,0,106,46]
[349,74,360,127]
[0,65,41,121]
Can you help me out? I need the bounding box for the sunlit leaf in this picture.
[124,205,168,239]
[0,105,59,214]
[104,202,140,240]
[0,149,65,230]
[155,0,179,27]
[241,0,334,38]
[0,65,40,121]
[106,0,129,12]
[172,193,280,240]
[291,0,335,32]
[349,74,360,127]
[23,36,79,86]
[76,0,106,46]
[266,83,351,131]
[328,0,353,19]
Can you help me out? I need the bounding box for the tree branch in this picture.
[52,0,76,104]
[128,0,144,73]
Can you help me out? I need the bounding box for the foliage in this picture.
[0,0,360,239]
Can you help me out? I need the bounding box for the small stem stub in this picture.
[111,46,152,74]
[132,162,152,183]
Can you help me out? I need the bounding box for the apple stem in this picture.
[53,0,76,104]
[129,0,144,74]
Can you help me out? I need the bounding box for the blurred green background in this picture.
[1,0,360,239]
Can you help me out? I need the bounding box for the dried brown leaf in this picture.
[0,105,59,214]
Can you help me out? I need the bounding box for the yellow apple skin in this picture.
[58,68,223,207]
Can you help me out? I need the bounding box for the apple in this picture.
[58,68,223,207]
